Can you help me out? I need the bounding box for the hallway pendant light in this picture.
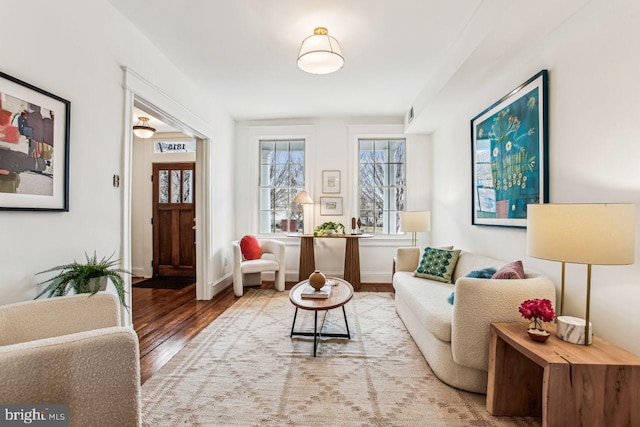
[133,117,156,139]
[297,27,344,75]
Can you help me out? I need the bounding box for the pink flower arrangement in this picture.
[519,298,555,331]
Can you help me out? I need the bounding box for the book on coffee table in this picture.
[301,284,332,299]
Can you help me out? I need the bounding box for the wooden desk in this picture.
[487,322,640,427]
[289,234,373,291]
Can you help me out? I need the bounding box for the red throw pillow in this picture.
[492,260,525,279]
[240,235,262,260]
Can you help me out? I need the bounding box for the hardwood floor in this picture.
[132,279,393,384]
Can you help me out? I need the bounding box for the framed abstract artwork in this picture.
[322,170,340,193]
[320,197,343,216]
[0,71,70,211]
[471,70,548,228]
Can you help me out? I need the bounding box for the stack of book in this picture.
[301,283,332,299]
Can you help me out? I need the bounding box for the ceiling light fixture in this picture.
[133,116,156,139]
[297,27,344,75]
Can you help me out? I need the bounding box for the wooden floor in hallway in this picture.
[132,279,392,384]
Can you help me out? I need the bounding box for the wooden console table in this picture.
[289,234,372,291]
[487,322,640,427]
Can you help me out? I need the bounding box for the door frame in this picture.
[121,67,213,325]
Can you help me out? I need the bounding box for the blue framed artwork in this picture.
[471,70,548,228]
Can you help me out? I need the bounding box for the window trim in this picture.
[347,124,408,239]
[248,125,315,236]
[258,138,306,234]
[357,138,406,235]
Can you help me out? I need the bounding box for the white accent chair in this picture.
[0,293,141,427]
[232,239,285,297]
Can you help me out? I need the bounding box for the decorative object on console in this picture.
[133,116,156,139]
[308,270,327,291]
[527,203,635,345]
[322,170,340,193]
[349,217,363,235]
[314,221,346,237]
[320,197,343,215]
[292,190,314,234]
[471,70,548,228]
[519,298,555,342]
[0,70,70,211]
[414,247,461,283]
[240,235,262,260]
[297,27,344,75]
[36,252,130,308]
[399,211,431,246]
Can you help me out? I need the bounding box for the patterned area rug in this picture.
[142,290,540,426]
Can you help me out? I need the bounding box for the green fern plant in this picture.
[35,252,130,308]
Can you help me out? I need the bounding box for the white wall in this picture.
[234,118,430,283]
[0,0,234,304]
[131,133,196,278]
[420,0,640,354]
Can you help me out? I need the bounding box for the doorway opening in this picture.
[125,93,212,328]
[122,68,214,329]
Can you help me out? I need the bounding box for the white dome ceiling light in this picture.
[133,116,156,139]
[297,27,344,75]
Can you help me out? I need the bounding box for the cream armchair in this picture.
[0,293,141,427]
[232,239,285,297]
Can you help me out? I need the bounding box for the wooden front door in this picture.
[152,162,196,277]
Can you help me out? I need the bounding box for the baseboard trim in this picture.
[210,273,233,298]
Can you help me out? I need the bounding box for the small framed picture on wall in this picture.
[322,170,341,193]
[320,197,343,216]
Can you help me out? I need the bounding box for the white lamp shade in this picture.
[297,27,344,75]
[527,203,635,265]
[399,211,431,233]
[293,190,314,204]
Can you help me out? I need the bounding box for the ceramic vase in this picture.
[308,270,326,291]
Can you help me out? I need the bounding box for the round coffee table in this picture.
[289,277,354,357]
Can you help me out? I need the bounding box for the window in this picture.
[258,140,305,234]
[358,139,406,234]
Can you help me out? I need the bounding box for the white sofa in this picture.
[0,293,141,426]
[393,247,555,394]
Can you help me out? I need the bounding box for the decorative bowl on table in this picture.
[527,328,551,342]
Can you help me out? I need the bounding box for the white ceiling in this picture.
[111,0,589,125]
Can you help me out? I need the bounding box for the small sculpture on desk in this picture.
[351,217,357,235]
[351,218,362,234]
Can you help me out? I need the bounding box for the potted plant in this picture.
[35,252,130,308]
[314,221,346,236]
[519,298,555,342]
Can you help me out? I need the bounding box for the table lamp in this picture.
[527,203,635,345]
[293,190,314,234]
[399,211,431,246]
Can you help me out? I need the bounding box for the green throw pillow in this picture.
[414,247,461,283]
